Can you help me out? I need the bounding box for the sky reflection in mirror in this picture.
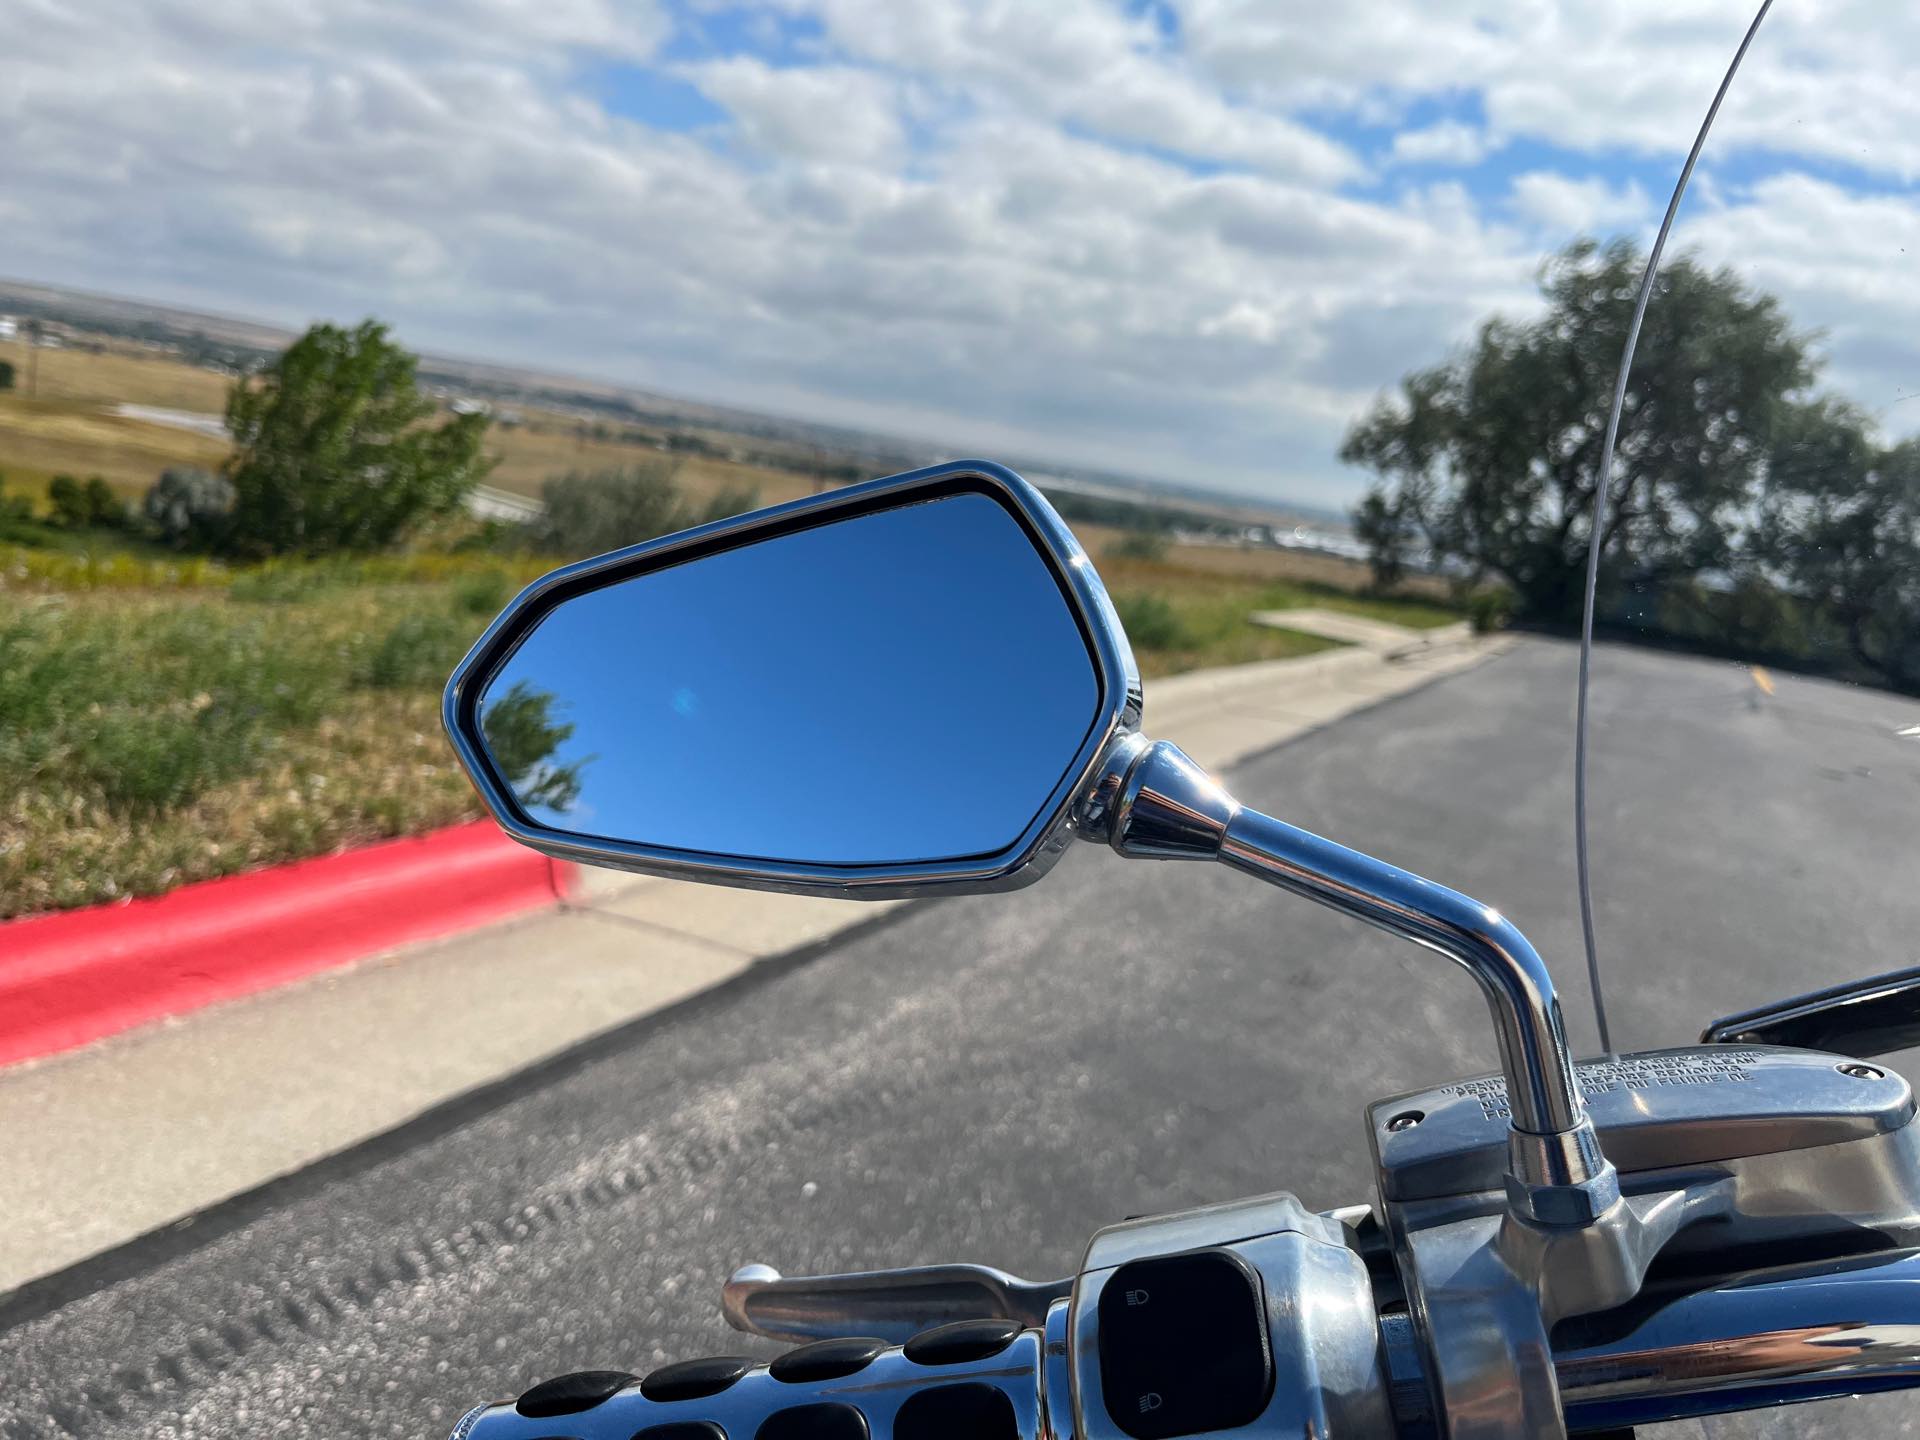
[478,492,1101,865]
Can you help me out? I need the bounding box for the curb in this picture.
[0,821,574,1069]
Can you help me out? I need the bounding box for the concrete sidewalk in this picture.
[0,625,1509,1296]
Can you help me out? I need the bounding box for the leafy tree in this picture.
[532,463,758,558]
[0,359,14,391]
[1343,238,1814,620]
[1755,401,1920,687]
[144,466,236,549]
[222,320,492,557]
[480,681,586,813]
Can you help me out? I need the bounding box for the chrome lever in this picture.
[1703,964,1920,1059]
[721,1262,1070,1344]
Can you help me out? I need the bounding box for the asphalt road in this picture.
[4,637,1919,1440]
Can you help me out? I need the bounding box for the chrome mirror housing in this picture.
[443,461,1141,899]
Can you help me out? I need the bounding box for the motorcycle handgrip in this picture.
[449,1320,1046,1440]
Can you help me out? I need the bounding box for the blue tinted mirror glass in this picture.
[476,491,1102,865]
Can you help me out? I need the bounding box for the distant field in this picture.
[0,336,231,412]
[0,395,227,498]
[480,413,817,511]
[0,338,817,515]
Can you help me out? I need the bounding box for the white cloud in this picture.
[1510,172,1652,235]
[1176,1,1920,181]
[1,0,1918,509]
[1390,122,1493,168]
[762,0,1361,182]
[684,58,906,165]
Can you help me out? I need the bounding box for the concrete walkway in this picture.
[1249,607,1471,658]
[0,626,1509,1296]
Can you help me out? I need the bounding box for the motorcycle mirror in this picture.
[443,462,1141,898]
[448,458,1614,1210]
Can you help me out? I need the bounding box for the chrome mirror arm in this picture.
[1082,738,1617,1223]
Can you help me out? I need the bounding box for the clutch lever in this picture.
[721,1261,1070,1344]
[1703,963,1920,1059]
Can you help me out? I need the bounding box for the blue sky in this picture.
[4,0,1918,508]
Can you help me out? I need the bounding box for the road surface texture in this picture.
[3,636,1918,1439]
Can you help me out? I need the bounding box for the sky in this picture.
[3,0,1919,509]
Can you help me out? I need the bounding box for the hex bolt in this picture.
[1839,1063,1886,1081]
[1385,1111,1424,1132]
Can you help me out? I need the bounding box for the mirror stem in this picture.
[1093,740,1615,1218]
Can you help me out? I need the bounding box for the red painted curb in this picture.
[0,821,573,1068]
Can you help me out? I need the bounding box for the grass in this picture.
[1100,552,1460,678]
[0,558,554,919]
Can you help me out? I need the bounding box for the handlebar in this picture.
[449,1245,1920,1439]
[1553,1246,1920,1431]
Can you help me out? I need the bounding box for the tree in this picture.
[1343,238,1815,620]
[144,466,236,548]
[81,476,123,528]
[49,474,126,529]
[0,359,14,391]
[221,320,492,557]
[1754,401,1920,687]
[480,681,586,813]
[532,463,758,558]
[45,475,84,528]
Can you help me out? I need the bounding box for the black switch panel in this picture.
[1097,1248,1272,1439]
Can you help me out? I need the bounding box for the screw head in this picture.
[1839,1063,1886,1080]
[1385,1110,1424,1132]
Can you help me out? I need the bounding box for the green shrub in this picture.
[354,610,473,688]
[1466,587,1515,634]
[0,602,338,819]
[145,466,234,549]
[686,484,761,528]
[46,474,129,530]
[0,474,46,544]
[1106,530,1169,562]
[451,568,512,616]
[534,462,685,557]
[532,464,759,558]
[1113,592,1189,649]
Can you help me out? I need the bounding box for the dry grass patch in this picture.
[0,396,228,496]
